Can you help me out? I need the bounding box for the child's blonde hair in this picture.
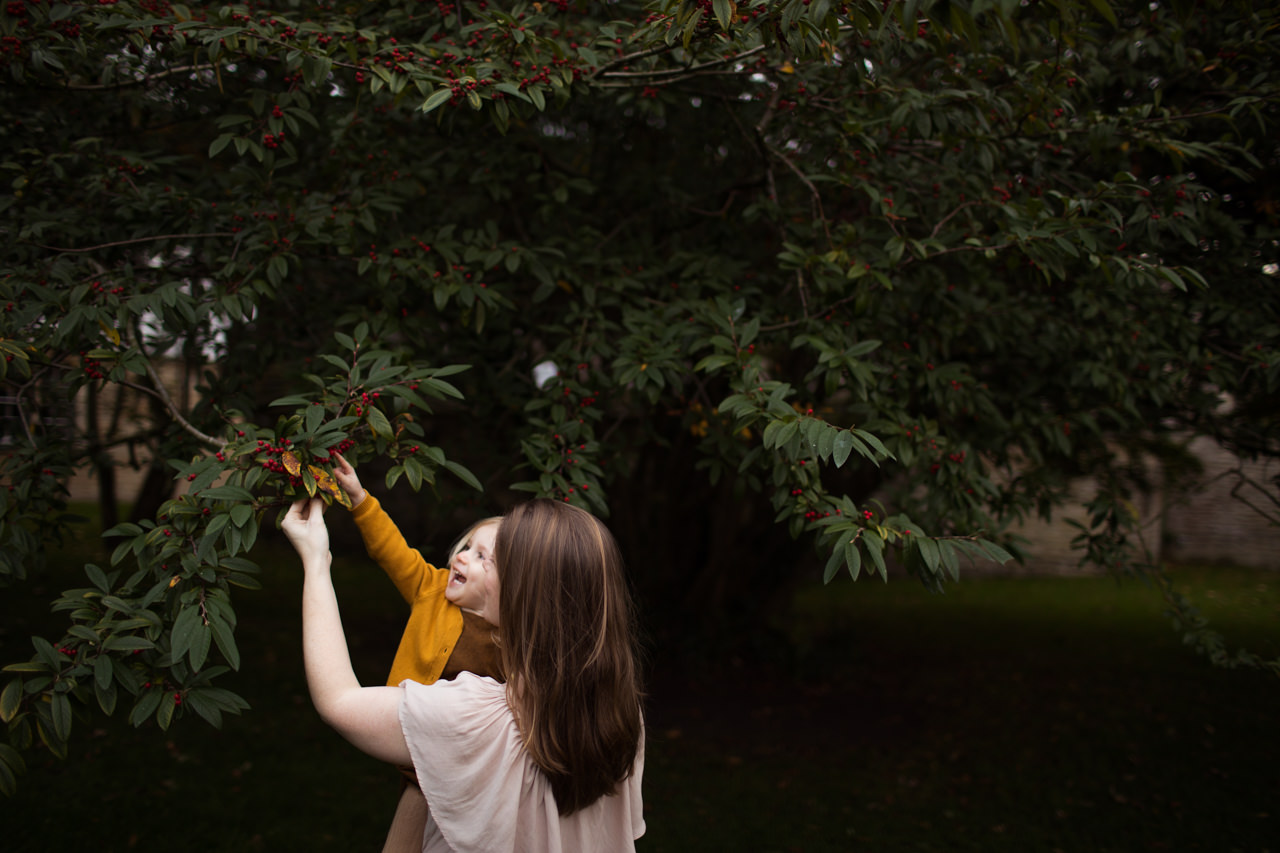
[447,516,503,563]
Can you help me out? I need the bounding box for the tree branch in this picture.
[594,44,767,86]
[134,360,222,449]
[32,233,235,254]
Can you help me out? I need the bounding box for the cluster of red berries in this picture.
[56,646,76,657]
[257,438,304,487]
[930,451,967,474]
[114,157,145,175]
[429,263,479,281]
[326,438,356,459]
[263,132,285,149]
[560,443,585,466]
[90,279,125,298]
[569,388,598,409]
[81,351,106,380]
[802,509,832,521]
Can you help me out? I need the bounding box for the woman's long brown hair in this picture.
[495,499,643,815]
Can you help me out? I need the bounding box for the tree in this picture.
[1,0,1277,792]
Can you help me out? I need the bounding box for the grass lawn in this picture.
[1,515,1276,852]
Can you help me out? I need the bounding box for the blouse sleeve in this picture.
[399,675,645,853]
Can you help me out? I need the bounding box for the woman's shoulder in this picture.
[400,673,510,734]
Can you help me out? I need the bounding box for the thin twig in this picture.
[930,201,985,239]
[590,44,676,79]
[764,141,832,246]
[126,327,222,448]
[61,62,221,91]
[597,44,767,83]
[32,233,235,254]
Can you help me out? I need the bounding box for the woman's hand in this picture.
[282,498,332,569]
[332,454,366,508]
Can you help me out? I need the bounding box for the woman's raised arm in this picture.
[282,499,412,765]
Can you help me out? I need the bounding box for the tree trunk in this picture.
[128,459,174,524]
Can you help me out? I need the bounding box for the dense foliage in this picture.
[1,0,1277,792]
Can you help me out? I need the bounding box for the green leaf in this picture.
[917,536,941,573]
[85,563,111,593]
[189,623,212,672]
[230,503,254,528]
[210,616,240,671]
[170,605,202,666]
[822,540,845,584]
[0,751,15,796]
[852,429,893,462]
[305,402,325,433]
[199,485,256,502]
[713,0,733,30]
[156,691,177,731]
[185,689,223,728]
[102,635,154,652]
[95,678,118,715]
[832,431,855,467]
[130,689,163,727]
[843,539,863,581]
[0,678,21,723]
[367,406,393,439]
[978,539,1014,565]
[93,655,113,691]
[50,692,72,742]
[1086,0,1119,27]
[209,133,234,157]
[443,460,482,491]
[421,88,452,114]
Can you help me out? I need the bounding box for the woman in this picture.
[282,497,646,852]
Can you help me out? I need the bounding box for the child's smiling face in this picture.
[445,521,501,623]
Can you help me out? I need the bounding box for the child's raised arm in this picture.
[332,454,366,508]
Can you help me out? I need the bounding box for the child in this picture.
[331,455,503,852]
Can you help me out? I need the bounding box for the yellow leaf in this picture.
[281,450,302,476]
[98,320,121,346]
[309,465,352,509]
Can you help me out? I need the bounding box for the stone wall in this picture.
[1009,437,1278,574]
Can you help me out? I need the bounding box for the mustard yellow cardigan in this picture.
[351,495,462,686]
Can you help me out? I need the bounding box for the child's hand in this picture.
[332,454,366,508]
[282,498,333,569]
